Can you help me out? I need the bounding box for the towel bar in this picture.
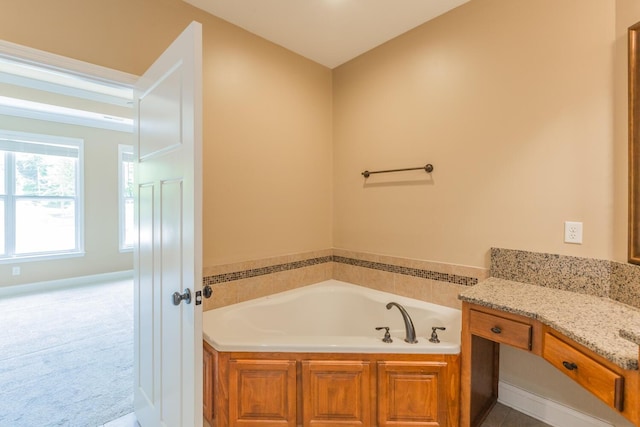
[361,163,433,178]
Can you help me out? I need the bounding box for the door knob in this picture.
[203,285,213,299]
[172,288,192,305]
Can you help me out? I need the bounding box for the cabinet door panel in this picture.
[229,359,296,427]
[378,361,447,427]
[302,360,371,427]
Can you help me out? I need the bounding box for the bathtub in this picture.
[203,280,462,427]
[202,279,461,354]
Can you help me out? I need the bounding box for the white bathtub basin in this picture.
[203,279,461,354]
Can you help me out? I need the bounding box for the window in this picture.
[0,130,83,261]
[119,144,134,251]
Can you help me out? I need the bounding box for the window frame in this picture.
[0,129,84,263]
[118,144,134,252]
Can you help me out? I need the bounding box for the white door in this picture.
[133,22,203,427]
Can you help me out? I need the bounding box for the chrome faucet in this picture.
[386,302,418,343]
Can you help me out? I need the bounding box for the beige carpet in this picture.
[0,278,134,427]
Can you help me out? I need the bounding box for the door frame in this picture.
[0,39,138,90]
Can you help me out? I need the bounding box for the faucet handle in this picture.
[375,326,393,343]
[429,326,446,343]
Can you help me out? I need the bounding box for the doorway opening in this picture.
[0,44,137,426]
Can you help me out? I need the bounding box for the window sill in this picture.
[0,251,85,264]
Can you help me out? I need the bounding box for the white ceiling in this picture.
[183,0,470,69]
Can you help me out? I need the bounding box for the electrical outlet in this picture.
[12,266,20,276]
[564,221,583,244]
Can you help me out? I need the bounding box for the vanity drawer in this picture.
[469,309,532,350]
[543,332,624,411]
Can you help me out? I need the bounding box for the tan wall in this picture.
[0,0,197,76]
[331,2,638,423]
[201,22,333,265]
[333,0,623,267]
[0,0,334,273]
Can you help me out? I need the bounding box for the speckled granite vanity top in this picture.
[459,277,640,371]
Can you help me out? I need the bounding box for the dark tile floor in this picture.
[480,403,553,427]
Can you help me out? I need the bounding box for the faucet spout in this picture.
[386,302,418,343]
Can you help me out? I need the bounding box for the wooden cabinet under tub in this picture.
[203,342,461,427]
[204,341,215,423]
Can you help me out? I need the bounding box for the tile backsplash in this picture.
[202,249,333,310]
[202,249,489,311]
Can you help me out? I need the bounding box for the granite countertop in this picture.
[458,277,640,371]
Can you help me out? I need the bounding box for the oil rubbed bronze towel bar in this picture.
[361,163,434,178]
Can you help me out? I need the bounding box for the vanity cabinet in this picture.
[205,345,460,427]
[461,302,640,427]
[461,304,541,427]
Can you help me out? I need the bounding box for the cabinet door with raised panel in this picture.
[229,359,297,427]
[378,361,448,427]
[301,360,371,427]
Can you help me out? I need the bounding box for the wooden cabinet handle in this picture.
[490,326,502,334]
[562,361,578,371]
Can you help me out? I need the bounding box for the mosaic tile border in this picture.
[203,255,479,287]
[333,256,479,286]
[203,256,332,286]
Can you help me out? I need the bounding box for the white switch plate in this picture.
[564,221,583,244]
[12,266,20,276]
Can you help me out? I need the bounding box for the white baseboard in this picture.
[0,270,133,298]
[498,381,613,427]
